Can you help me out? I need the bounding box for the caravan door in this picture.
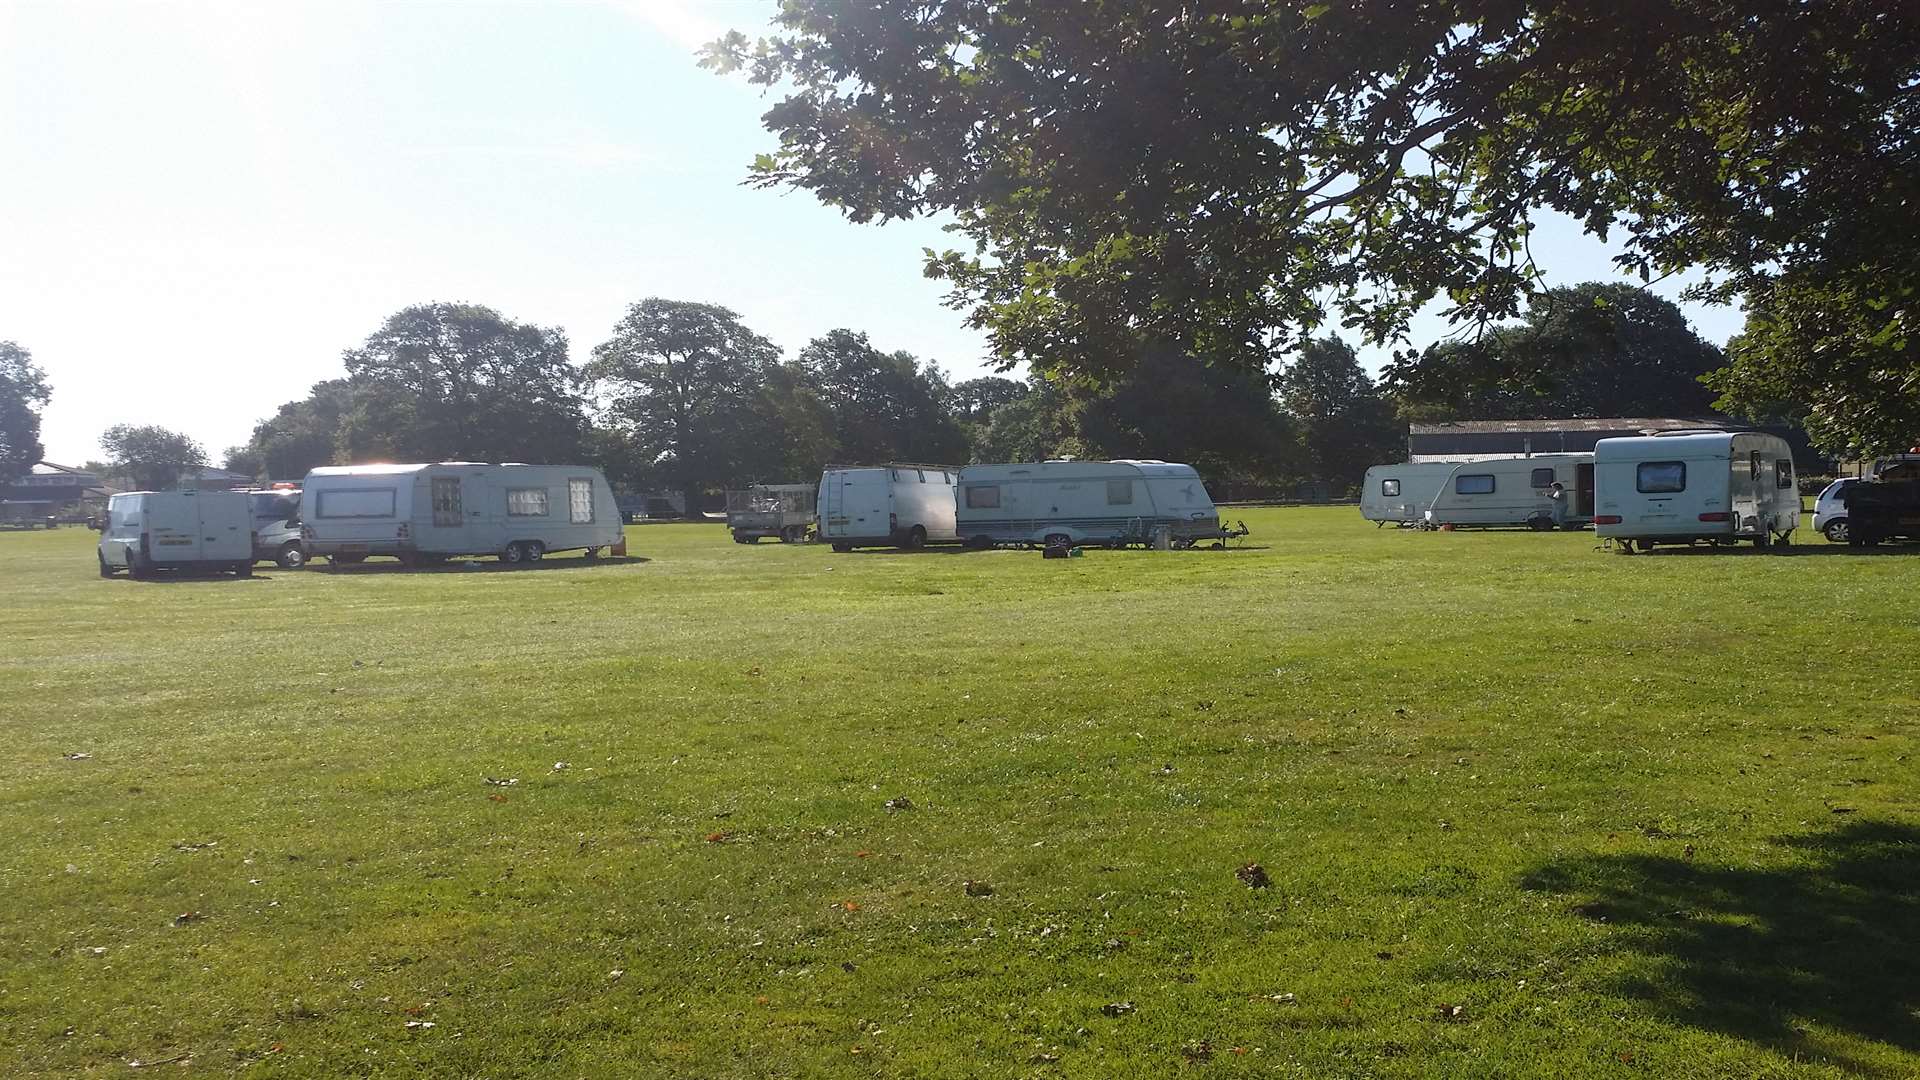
[1730,448,1764,533]
[418,471,485,553]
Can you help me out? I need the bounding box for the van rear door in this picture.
[197,493,252,560]
[147,493,203,560]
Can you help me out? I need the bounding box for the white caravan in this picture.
[817,464,959,551]
[300,463,623,566]
[1593,431,1799,551]
[1361,454,1595,529]
[97,489,254,578]
[954,459,1229,548]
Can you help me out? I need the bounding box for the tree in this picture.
[1076,349,1299,487]
[705,3,1919,421]
[797,330,971,466]
[970,380,1074,463]
[950,376,1030,425]
[586,298,782,514]
[1707,286,1918,456]
[1278,338,1402,488]
[1384,284,1725,421]
[0,341,51,484]
[340,304,587,464]
[99,424,207,491]
[222,445,264,481]
[240,379,355,482]
[746,362,839,480]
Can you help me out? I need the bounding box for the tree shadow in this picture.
[1640,543,1919,557]
[1521,820,1920,1070]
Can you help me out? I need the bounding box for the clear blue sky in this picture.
[1,0,1743,466]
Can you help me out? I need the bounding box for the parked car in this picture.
[1840,455,1920,546]
[247,488,306,568]
[1812,477,1859,543]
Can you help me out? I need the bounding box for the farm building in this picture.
[1407,418,1828,471]
[0,462,111,525]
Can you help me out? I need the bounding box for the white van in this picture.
[1362,454,1595,529]
[300,463,623,566]
[97,489,254,578]
[954,459,1230,548]
[817,464,959,551]
[1593,431,1799,551]
[247,488,306,568]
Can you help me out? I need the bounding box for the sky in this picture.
[0,0,1745,466]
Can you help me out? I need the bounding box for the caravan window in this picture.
[507,488,549,517]
[1750,451,1762,481]
[1530,467,1556,487]
[1380,479,1400,497]
[1775,460,1794,490]
[1107,479,1133,505]
[568,478,594,523]
[1636,461,1687,493]
[965,485,1001,509]
[1455,474,1495,495]
[316,489,396,519]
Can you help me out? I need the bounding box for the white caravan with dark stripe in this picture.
[1362,454,1595,529]
[955,459,1225,548]
[300,463,622,567]
[1593,431,1799,551]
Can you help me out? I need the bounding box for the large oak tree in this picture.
[706,1,1919,450]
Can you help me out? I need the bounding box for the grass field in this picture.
[1,509,1915,1078]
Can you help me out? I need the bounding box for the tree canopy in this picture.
[586,298,783,513]
[0,341,51,485]
[99,423,207,491]
[341,303,588,464]
[236,379,354,483]
[1278,337,1403,488]
[706,1,1919,446]
[797,329,970,465]
[1385,283,1725,421]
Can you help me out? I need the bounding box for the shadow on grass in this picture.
[1522,820,1919,1067]
[314,555,650,575]
[1638,543,1920,557]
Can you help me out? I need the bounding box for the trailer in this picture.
[97,489,253,578]
[1593,431,1799,551]
[299,463,623,566]
[725,484,818,543]
[817,464,960,551]
[954,459,1241,548]
[1361,454,1595,529]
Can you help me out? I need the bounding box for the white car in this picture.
[1813,477,1858,543]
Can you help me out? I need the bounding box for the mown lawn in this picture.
[1,509,1915,1078]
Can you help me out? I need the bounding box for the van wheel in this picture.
[276,542,306,569]
[526,541,545,561]
[831,542,851,553]
[128,549,152,578]
[98,552,114,578]
[1527,516,1554,531]
[502,541,527,564]
[905,526,927,550]
[333,553,365,565]
[1754,531,1771,549]
[1822,519,1848,543]
[965,535,992,550]
[235,560,253,578]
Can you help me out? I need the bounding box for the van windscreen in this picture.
[315,489,396,518]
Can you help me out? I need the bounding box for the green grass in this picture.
[1,510,1915,1078]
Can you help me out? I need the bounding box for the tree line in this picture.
[8,280,1731,507]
